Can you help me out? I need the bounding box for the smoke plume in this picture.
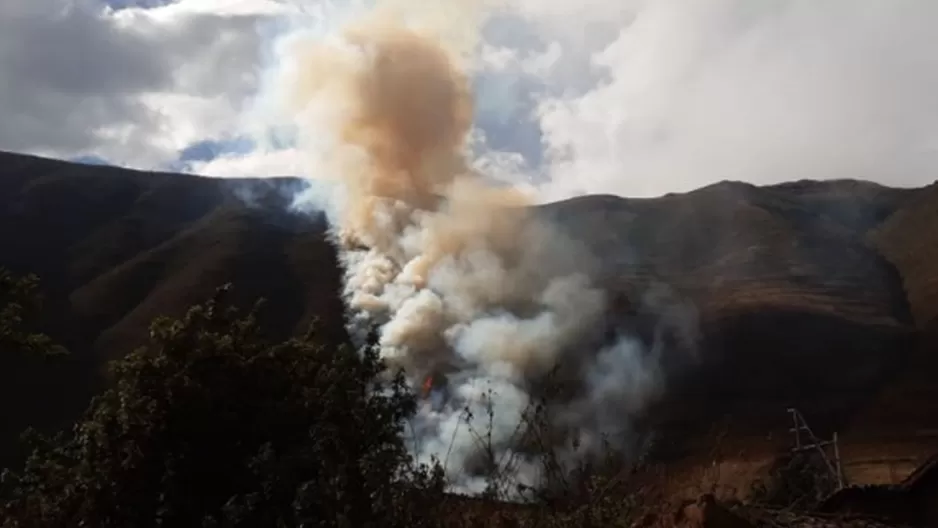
[264,1,691,494]
[183,0,938,489]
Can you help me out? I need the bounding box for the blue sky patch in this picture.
[103,0,176,10]
[70,154,111,166]
[178,137,256,163]
[168,137,258,173]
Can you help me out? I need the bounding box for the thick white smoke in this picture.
[248,0,697,494]
[187,0,938,493]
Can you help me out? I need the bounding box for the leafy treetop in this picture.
[0,269,66,359]
[0,284,444,528]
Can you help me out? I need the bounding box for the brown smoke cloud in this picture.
[282,3,530,272]
[273,1,683,494]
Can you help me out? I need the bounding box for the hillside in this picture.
[1,150,935,491]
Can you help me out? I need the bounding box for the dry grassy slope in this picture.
[1,151,936,487]
[0,151,346,466]
[538,179,933,490]
[539,181,916,430]
[0,152,345,353]
[845,182,938,483]
[871,182,938,331]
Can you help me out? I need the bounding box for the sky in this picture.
[3,0,938,199]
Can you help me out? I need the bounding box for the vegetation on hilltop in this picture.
[2,152,937,526]
[0,274,651,527]
[0,280,446,527]
[1,269,932,527]
[0,269,66,360]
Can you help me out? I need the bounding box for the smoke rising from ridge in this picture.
[169,0,937,490]
[260,1,693,493]
[198,0,938,199]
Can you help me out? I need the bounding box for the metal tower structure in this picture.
[787,407,845,490]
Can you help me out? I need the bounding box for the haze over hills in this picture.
[1,150,936,485]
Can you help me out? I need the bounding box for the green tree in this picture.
[0,269,66,359]
[0,285,444,527]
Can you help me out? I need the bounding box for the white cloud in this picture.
[4,0,938,197]
[0,0,289,168]
[524,0,938,198]
[189,146,307,177]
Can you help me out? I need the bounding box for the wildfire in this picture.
[421,375,434,398]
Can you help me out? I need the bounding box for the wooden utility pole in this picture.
[787,408,845,489]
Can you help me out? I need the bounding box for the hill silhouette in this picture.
[1,150,935,488]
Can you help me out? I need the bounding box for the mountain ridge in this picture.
[1,149,935,488]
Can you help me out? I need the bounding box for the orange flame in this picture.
[421,375,434,398]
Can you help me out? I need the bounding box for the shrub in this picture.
[0,285,443,527]
[0,269,66,359]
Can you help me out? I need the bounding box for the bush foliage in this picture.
[0,271,734,528]
[0,269,908,527]
[0,269,66,359]
[0,283,444,527]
